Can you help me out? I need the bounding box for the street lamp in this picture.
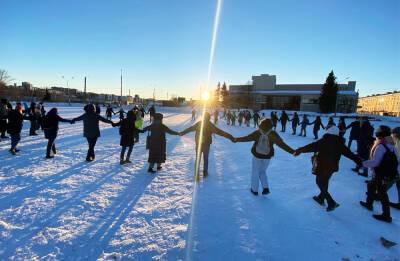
[62,76,74,105]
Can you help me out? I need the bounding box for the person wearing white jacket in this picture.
[360,125,399,223]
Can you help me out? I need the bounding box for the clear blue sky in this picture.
[1,0,399,99]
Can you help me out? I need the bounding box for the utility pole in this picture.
[120,69,123,105]
[84,76,87,102]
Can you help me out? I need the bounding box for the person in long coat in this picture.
[139,113,179,173]
[42,108,74,158]
[353,118,374,176]
[72,104,115,162]
[279,110,288,132]
[115,110,139,164]
[6,103,30,154]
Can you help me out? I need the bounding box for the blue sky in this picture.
[1,0,399,99]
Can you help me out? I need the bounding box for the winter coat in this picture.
[271,113,278,126]
[357,121,375,159]
[180,121,233,146]
[73,112,113,138]
[117,115,138,146]
[363,142,399,177]
[290,115,299,128]
[300,118,309,128]
[43,111,72,139]
[280,112,288,123]
[7,110,29,135]
[236,130,294,159]
[140,121,179,163]
[311,118,324,131]
[253,113,260,122]
[297,133,361,174]
[347,121,360,140]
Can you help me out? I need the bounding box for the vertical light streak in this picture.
[185,1,223,260]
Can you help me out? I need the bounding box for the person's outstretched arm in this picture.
[138,125,151,133]
[57,115,73,124]
[163,124,180,135]
[180,122,199,136]
[295,140,320,155]
[235,131,258,142]
[97,115,113,124]
[270,131,295,154]
[72,113,85,122]
[211,124,234,141]
[341,143,362,166]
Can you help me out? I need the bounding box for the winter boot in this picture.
[313,195,325,206]
[120,159,126,165]
[203,171,208,177]
[326,202,340,212]
[262,188,270,195]
[372,214,392,223]
[389,202,400,210]
[359,201,373,211]
[157,165,163,171]
[9,149,16,155]
[125,159,132,164]
[250,189,258,196]
[148,168,156,173]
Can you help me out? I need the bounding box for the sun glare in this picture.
[201,91,210,101]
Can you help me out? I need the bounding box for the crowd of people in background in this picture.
[1,99,399,223]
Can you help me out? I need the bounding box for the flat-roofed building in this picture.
[229,74,358,113]
[357,91,400,117]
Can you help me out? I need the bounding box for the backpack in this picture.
[375,144,399,180]
[255,130,271,155]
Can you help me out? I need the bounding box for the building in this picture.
[357,91,400,117]
[229,74,358,113]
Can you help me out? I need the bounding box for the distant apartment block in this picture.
[229,74,358,112]
[357,91,400,117]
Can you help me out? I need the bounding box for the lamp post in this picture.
[335,77,350,115]
[62,76,74,105]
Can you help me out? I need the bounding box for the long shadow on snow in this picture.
[57,135,183,259]
[1,152,133,257]
[0,126,117,170]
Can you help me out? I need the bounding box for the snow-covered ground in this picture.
[0,105,399,260]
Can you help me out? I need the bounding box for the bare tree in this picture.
[0,69,13,85]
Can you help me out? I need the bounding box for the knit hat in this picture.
[392,127,400,137]
[325,126,340,136]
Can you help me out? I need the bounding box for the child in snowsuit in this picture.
[311,116,325,140]
[360,126,399,223]
[140,113,179,173]
[299,115,310,137]
[234,119,294,195]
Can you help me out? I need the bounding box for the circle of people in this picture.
[1,99,399,224]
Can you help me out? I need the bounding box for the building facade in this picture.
[229,74,358,113]
[357,91,400,117]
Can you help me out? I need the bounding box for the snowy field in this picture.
[0,105,399,260]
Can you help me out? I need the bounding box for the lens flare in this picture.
[201,91,210,101]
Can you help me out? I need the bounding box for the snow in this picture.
[0,105,399,260]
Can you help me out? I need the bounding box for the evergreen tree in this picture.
[221,82,229,107]
[319,71,338,113]
[214,82,221,102]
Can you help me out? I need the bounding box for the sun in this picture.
[201,91,210,101]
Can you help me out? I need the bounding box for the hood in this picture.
[325,126,340,136]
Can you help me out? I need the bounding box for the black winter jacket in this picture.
[297,134,361,174]
[73,112,113,138]
[43,113,72,139]
[6,110,30,134]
